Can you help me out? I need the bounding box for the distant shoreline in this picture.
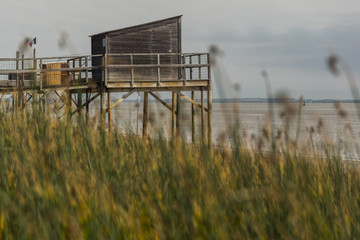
[115,98,360,104]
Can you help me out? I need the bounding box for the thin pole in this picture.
[143,92,149,137]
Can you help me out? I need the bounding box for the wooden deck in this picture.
[0,52,212,145]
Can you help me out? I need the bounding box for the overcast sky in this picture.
[1,0,360,99]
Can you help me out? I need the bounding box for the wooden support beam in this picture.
[208,87,213,147]
[176,92,181,138]
[191,91,195,143]
[201,89,205,141]
[107,89,136,112]
[171,92,175,138]
[170,89,208,112]
[143,92,149,137]
[107,90,112,131]
[149,92,173,112]
[207,53,212,148]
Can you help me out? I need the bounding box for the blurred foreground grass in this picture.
[0,105,360,239]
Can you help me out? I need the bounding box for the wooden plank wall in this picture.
[91,17,181,83]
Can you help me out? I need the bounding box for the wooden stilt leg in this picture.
[176,92,181,138]
[207,87,212,147]
[143,92,148,137]
[107,90,111,131]
[171,91,175,138]
[100,90,106,126]
[201,88,205,142]
[191,91,195,143]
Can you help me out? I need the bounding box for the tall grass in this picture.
[0,102,359,239]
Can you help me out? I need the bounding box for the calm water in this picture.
[95,102,360,146]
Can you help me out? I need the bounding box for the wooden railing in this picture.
[0,53,210,90]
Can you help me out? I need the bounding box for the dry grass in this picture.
[0,101,359,239]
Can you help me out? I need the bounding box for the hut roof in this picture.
[89,15,183,37]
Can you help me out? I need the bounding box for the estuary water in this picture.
[103,102,360,147]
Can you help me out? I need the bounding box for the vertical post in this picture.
[42,92,46,114]
[201,88,205,142]
[143,92,149,137]
[16,51,19,87]
[20,54,24,110]
[130,55,134,86]
[33,49,36,68]
[207,53,212,147]
[176,92,181,138]
[102,55,105,86]
[207,87,212,147]
[77,58,82,115]
[79,57,82,82]
[182,54,186,85]
[107,90,111,131]
[39,59,43,91]
[66,91,71,117]
[157,54,161,86]
[100,89,106,128]
[198,54,202,80]
[171,91,176,138]
[33,48,37,88]
[104,54,108,86]
[14,51,19,111]
[85,57,89,83]
[189,56,193,80]
[72,59,75,81]
[191,91,195,143]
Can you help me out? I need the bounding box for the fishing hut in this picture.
[0,15,212,144]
